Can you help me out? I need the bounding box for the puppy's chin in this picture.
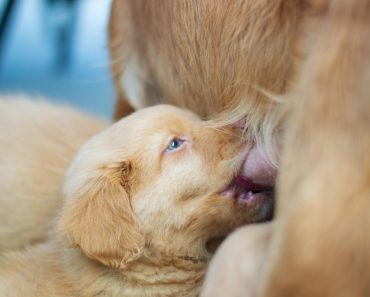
[200,187,273,256]
[204,190,273,255]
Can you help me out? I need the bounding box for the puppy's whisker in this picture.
[252,85,285,104]
[203,125,246,140]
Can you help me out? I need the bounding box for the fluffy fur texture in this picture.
[0,102,273,297]
[0,96,107,250]
[108,0,307,162]
[202,0,370,296]
[259,0,370,295]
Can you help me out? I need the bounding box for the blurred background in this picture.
[0,0,114,119]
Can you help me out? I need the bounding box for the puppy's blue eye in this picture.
[166,138,184,152]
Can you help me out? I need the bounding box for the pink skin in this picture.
[233,119,277,187]
[241,146,277,187]
[219,120,276,219]
[220,146,276,214]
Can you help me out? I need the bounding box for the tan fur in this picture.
[201,0,370,296]
[202,223,271,297]
[0,103,270,296]
[259,0,370,295]
[108,0,311,162]
[0,96,107,250]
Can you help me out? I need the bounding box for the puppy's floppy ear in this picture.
[58,160,144,269]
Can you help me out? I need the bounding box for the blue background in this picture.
[0,0,114,119]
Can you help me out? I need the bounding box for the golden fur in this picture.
[108,0,308,162]
[0,96,107,250]
[0,102,272,296]
[109,0,370,295]
[258,0,370,295]
[202,0,370,296]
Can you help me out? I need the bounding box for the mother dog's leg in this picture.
[260,0,370,295]
[201,223,271,297]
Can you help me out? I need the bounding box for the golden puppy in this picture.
[0,96,106,250]
[0,104,273,297]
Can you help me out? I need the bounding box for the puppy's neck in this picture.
[121,254,206,295]
[121,249,207,296]
[61,245,207,297]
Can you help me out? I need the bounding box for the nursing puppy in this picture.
[0,104,273,297]
[0,96,106,250]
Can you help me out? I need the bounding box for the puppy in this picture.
[0,96,107,250]
[0,104,273,296]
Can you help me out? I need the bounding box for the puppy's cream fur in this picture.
[0,96,107,250]
[0,103,269,297]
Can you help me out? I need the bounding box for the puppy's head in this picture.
[58,105,273,269]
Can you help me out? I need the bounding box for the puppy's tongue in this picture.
[241,146,276,187]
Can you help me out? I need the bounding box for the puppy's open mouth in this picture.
[221,175,273,203]
[207,173,274,254]
[207,177,274,254]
